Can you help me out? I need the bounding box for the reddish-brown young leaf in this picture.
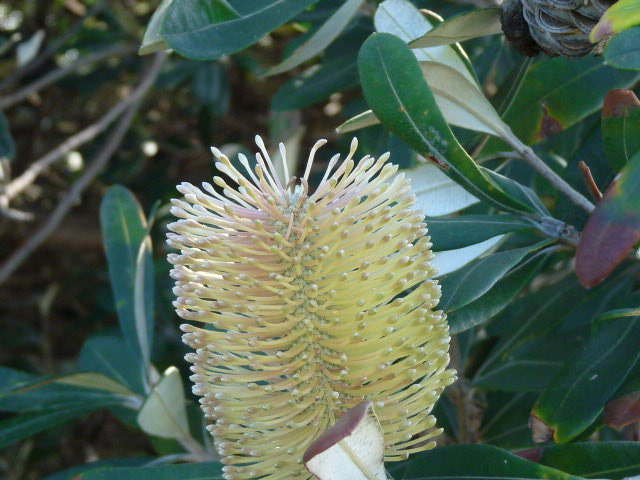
[575,152,640,287]
[602,89,640,118]
[603,391,640,428]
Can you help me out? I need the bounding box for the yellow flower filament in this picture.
[167,136,456,480]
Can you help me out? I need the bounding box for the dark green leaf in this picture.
[399,444,580,480]
[0,400,121,450]
[161,0,319,60]
[484,56,640,154]
[605,27,640,71]
[357,32,531,214]
[448,249,549,334]
[78,462,224,480]
[0,111,15,160]
[530,442,640,479]
[79,336,146,395]
[42,458,153,480]
[272,55,359,111]
[532,310,640,442]
[601,89,640,172]
[100,186,154,388]
[481,392,538,449]
[439,241,550,313]
[192,62,230,116]
[426,214,533,251]
[575,151,640,287]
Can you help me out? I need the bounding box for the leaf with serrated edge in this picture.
[303,401,386,480]
[410,8,502,48]
[264,0,363,76]
[137,366,189,439]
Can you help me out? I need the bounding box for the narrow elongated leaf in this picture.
[336,109,380,133]
[525,442,640,479]
[161,0,318,60]
[483,56,640,153]
[358,33,531,214]
[439,242,549,313]
[448,249,549,334]
[399,444,580,480]
[100,186,154,388]
[264,0,363,76]
[406,163,479,217]
[273,55,359,111]
[410,8,502,48]
[0,399,122,450]
[532,310,640,443]
[303,402,386,480]
[0,112,15,160]
[482,392,538,450]
[575,151,640,287]
[426,214,533,251]
[139,0,174,55]
[604,27,640,71]
[78,462,224,480]
[374,0,474,82]
[137,366,189,440]
[432,236,503,278]
[79,336,146,395]
[602,89,640,171]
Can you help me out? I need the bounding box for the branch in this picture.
[0,52,166,286]
[0,0,108,92]
[0,44,137,110]
[1,52,163,203]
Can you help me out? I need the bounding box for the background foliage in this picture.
[0,1,639,479]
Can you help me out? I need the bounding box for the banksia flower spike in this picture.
[167,136,456,480]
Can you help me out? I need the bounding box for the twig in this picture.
[0,52,166,286]
[578,160,603,201]
[0,0,108,92]
[508,138,596,214]
[1,54,163,203]
[0,44,137,110]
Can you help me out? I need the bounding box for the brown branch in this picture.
[0,52,166,286]
[579,160,603,201]
[0,44,137,110]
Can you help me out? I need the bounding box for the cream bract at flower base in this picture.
[167,136,456,480]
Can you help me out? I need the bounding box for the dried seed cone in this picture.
[167,137,456,480]
[502,0,616,57]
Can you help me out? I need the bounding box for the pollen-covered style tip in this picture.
[167,136,456,480]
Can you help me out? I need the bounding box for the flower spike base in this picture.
[167,136,456,480]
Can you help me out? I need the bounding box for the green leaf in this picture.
[602,89,640,171]
[409,8,502,48]
[264,0,363,76]
[139,0,174,55]
[100,186,154,389]
[532,310,640,443]
[529,442,640,479]
[79,336,146,395]
[374,0,475,83]
[42,458,154,480]
[575,151,640,287]
[483,56,640,154]
[448,248,550,334]
[0,399,121,450]
[192,62,230,116]
[399,444,580,480]
[439,242,549,313]
[137,366,189,440]
[161,0,318,60]
[272,55,359,111]
[604,27,640,71]
[591,0,640,41]
[0,368,136,412]
[481,392,538,450]
[357,33,531,214]
[426,214,533,251]
[0,111,15,160]
[77,462,224,480]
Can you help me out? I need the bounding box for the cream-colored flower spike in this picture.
[167,136,456,480]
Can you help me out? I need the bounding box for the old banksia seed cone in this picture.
[167,137,456,480]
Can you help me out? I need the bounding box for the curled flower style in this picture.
[167,136,456,480]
